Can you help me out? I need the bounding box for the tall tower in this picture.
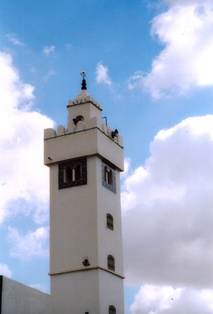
[44,73,124,314]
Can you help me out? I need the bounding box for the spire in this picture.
[80,71,87,90]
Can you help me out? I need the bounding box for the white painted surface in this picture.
[45,90,124,313]
[1,276,50,314]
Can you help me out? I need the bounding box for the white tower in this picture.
[44,73,124,314]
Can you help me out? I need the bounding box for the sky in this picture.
[0,0,213,313]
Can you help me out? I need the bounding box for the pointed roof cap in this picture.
[80,71,87,90]
[67,72,102,110]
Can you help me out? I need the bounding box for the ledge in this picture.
[49,266,125,279]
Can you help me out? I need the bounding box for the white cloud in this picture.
[0,51,54,224]
[43,45,55,56]
[6,34,24,46]
[127,71,143,90]
[0,263,12,277]
[43,70,56,81]
[96,62,112,86]
[130,285,213,314]
[8,227,49,259]
[132,0,213,98]
[122,115,213,288]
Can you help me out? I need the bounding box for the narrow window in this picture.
[104,165,108,183]
[102,162,116,193]
[104,167,113,185]
[108,255,115,272]
[75,163,82,181]
[64,166,72,182]
[109,305,116,314]
[107,214,114,230]
[108,169,113,185]
[72,167,76,181]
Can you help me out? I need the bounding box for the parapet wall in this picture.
[44,119,123,148]
[44,95,124,171]
[0,276,50,314]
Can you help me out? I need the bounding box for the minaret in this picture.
[44,73,124,314]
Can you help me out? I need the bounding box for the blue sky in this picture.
[1,0,213,313]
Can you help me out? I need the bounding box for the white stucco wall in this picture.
[44,89,124,313]
[1,276,50,314]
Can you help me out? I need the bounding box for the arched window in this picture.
[104,167,113,185]
[63,164,82,183]
[102,162,116,193]
[73,115,84,125]
[109,305,116,314]
[107,255,115,272]
[107,214,114,230]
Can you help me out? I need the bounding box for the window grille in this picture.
[107,214,114,230]
[102,162,116,193]
[109,305,116,314]
[107,255,115,272]
[58,158,87,189]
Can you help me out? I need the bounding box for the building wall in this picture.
[51,270,100,314]
[45,90,124,313]
[0,276,50,314]
[49,157,99,274]
[51,269,124,314]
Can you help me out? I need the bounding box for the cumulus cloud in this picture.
[43,45,55,56]
[96,62,112,86]
[130,285,213,314]
[8,227,49,259]
[0,263,12,278]
[122,115,213,288]
[0,51,54,224]
[130,0,213,98]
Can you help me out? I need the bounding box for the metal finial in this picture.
[80,71,87,90]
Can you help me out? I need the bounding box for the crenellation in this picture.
[117,135,123,146]
[106,126,111,137]
[44,121,123,147]
[67,100,74,106]
[71,98,102,110]
[44,128,56,139]
[74,120,85,131]
[57,125,66,135]
[67,92,102,110]
[86,116,99,129]
[101,123,107,134]
[67,119,74,133]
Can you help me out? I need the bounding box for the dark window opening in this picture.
[75,163,83,181]
[102,162,116,193]
[107,214,114,230]
[59,158,87,189]
[104,166,113,185]
[109,305,116,314]
[108,255,115,272]
[73,115,84,125]
[64,163,83,183]
[104,166,108,182]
